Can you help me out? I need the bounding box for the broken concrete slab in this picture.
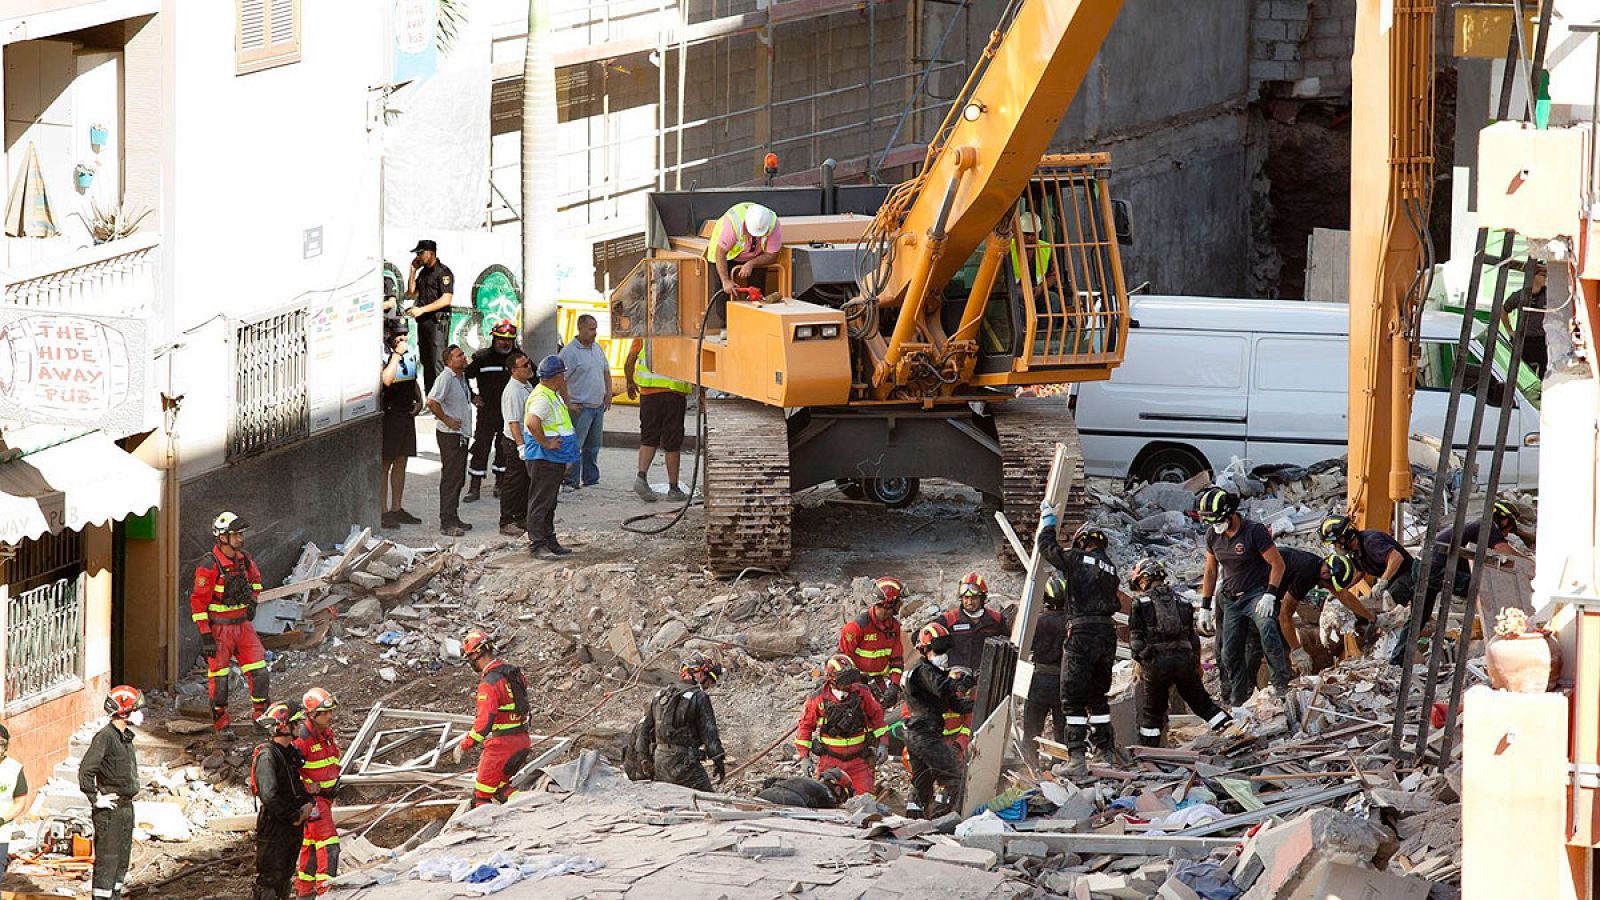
[1291,860,1431,900]
[737,833,794,858]
[347,571,386,591]
[1241,808,1392,900]
[924,843,998,870]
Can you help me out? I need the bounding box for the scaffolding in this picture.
[487,0,978,294]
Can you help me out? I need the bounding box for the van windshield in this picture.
[1415,338,1539,410]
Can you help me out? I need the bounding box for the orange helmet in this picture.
[490,319,517,340]
[916,622,953,654]
[823,654,862,687]
[256,702,294,736]
[463,629,495,659]
[302,687,337,716]
[104,685,145,718]
[959,572,988,599]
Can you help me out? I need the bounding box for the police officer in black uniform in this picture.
[1127,558,1231,747]
[463,321,519,503]
[250,703,313,900]
[404,239,457,390]
[903,623,973,818]
[1021,576,1068,759]
[636,652,725,792]
[1035,505,1132,777]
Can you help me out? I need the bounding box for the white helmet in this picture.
[212,511,249,537]
[743,204,776,238]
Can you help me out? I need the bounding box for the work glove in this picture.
[1370,578,1394,612]
[1195,607,1215,637]
[199,633,217,658]
[1038,500,1057,530]
[1253,592,1278,621]
[873,744,889,766]
[453,737,472,765]
[93,793,118,810]
[799,754,816,777]
[712,755,727,783]
[1290,647,1314,674]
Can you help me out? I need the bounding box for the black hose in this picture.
[620,290,723,535]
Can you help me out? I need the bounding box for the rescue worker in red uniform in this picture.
[943,667,975,754]
[190,512,269,731]
[939,573,1009,672]
[795,655,888,796]
[453,630,532,806]
[293,688,341,896]
[837,577,907,707]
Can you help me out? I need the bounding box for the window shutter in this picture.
[237,0,301,74]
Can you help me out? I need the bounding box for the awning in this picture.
[0,427,161,544]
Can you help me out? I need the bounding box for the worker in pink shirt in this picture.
[706,201,782,297]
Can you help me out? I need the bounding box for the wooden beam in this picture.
[258,577,326,602]
[207,798,460,832]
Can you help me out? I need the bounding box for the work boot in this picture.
[666,485,690,502]
[1062,747,1089,779]
[213,708,231,732]
[634,474,658,502]
[394,508,423,525]
[463,476,482,503]
[544,538,573,557]
[1092,734,1134,769]
[381,511,400,529]
[499,522,524,537]
[492,479,503,498]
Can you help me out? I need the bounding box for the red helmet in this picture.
[256,702,294,736]
[873,576,906,608]
[302,687,337,716]
[104,685,145,718]
[490,319,517,340]
[463,629,495,658]
[916,622,952,653]
[959,572,988,599]
[823,654,862,687]
[818,766,852,802]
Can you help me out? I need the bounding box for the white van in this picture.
[1074,296,1542,489]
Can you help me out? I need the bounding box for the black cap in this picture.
[410,239,437,253]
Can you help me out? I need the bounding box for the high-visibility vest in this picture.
[1009,239,1054,283]
[633,340,691,394]
[705,202,776,262]
[523,384,579,463]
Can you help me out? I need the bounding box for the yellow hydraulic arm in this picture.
[855,0,1124,398]
[1345,0,1436,530]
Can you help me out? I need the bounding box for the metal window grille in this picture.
[229,308,309,461]
[4,530,85,710]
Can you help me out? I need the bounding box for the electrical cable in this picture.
[619,288,724,535]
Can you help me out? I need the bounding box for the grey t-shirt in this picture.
[559,339,609,408]
[501,379,534,445]
[427,368,474,437]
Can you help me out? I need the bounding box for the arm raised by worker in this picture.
[624,339,643,401]
[382,337,408,387]
[1033,520,1072,574]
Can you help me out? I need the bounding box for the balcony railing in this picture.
[1,232,160,319]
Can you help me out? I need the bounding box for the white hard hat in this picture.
[743,204,776,238]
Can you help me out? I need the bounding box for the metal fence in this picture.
[229,308,310,461]
[5,576,85,709]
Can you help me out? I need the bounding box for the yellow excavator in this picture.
[610,0,1129,573]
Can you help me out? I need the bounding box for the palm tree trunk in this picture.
[521,0,559,356]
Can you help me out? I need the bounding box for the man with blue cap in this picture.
[522,355,579,556]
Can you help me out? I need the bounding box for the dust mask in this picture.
[1211,522,1228,534]
[929,653,949,669]
[128,710,144,727]
[830,687,847,701]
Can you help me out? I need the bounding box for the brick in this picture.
[1313,35,1352,59]
[1268,0,1310,21]
[1251,60,1292,83]
[738,834,794,858]
[1006,839,1049,861]
[1254,19,1293,41]
[1273,40,1302,62]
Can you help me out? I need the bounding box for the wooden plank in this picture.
[1139,782,1363,837]
[258,577,327,602]
[323,528,372,583]
[964,444,1072,817]
[350,539,396,575]
[1460,688,1577,900]
[374,555,444,604]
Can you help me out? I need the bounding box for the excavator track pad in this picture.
[993,397,1087,565]
[703,399,793,576]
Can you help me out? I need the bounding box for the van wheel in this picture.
[1138,447,1209,485]
[863,477,920,508]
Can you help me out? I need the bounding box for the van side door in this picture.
[1247,335,1349,468]
[1412,340,1518,486]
